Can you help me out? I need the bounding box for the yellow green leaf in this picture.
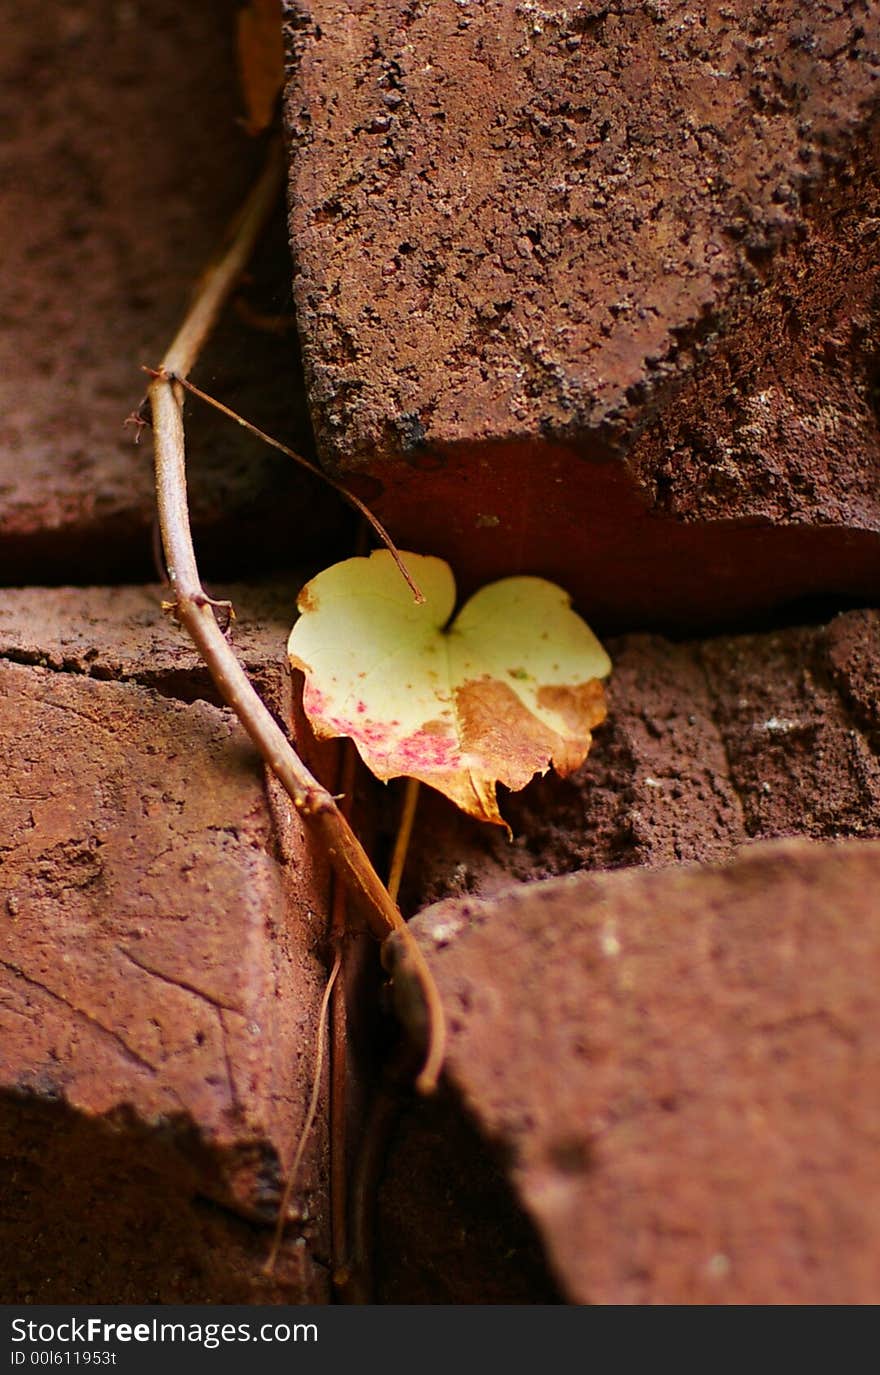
[288,551,611,828]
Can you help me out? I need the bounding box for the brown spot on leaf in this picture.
[454,676,602,802]
[420,718,456,737]
[537,680,607,736]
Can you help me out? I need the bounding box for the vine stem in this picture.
[329,740,358,1292]
[147,140,445,1093]
[387,778,421,905]
[265,952,341,1275]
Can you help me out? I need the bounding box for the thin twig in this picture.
[265,952,341,1275]
[161,139,286,381]
[166,372,423,604]
[329,741,358,1288]
[147,142,446,1091]
[387,778,421,906]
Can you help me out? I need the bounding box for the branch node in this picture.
[295,788,336,819]
[193,593,236,634]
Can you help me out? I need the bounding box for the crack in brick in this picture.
[0,647,219,708]
[117,946,246,1017]
[0,956,161,1080]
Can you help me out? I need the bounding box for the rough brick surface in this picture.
[399,607,880,913]
[385,839,880,1304]
[0,658,331,1302]
[0,581,298,714]
[0,0,346,585]
[699,611,880,839]
[284,0,880,627]
[5,592,875,1301]
[6,0,880,1304]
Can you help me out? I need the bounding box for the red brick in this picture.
[386,838,880,1303]
[0,0,345,585]
[0,580,298,714]
[284,1,880,628]
[0,658,331,1301]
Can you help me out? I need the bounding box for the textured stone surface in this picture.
[0,580,298,714]
[0,0,346,585]
[0,658,332,1301]
[399,607,880,914]
[284,0,880,627]
[5,0,880,1305]
[386,839,880,1304]
[699,610,880,840]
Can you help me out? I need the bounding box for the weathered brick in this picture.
[0,657,332,1301]
[284,0,880,627]
[0,580,298,715]
[386,838,880,1303]
[0,0,346,585]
